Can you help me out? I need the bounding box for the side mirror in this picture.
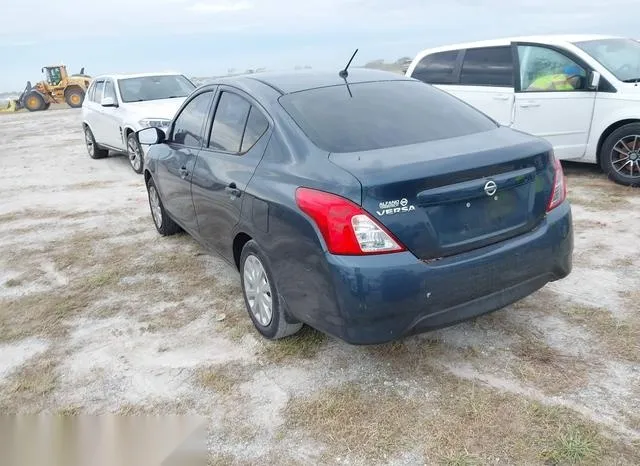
[101,96,118,107]
[588,71,601,90]
[137,127,166,145]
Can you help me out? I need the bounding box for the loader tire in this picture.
[65,87,85,108]
[24,92,46,112]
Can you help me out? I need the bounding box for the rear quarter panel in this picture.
[238,129,361,331]
[585,95,640,163]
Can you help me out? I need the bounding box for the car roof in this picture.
[92,71,187,81]
[215,68,411,95]
[414,34,622,55]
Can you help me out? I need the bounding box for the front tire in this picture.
[23,91,46,112]
[146,178,181,236]
[64,87,85,108]
[240,240,302,340]
[600,123,640,187]
[126,132,144,174]
[84,126,108,159]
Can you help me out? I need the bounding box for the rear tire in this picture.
[84,126,108,159]
[240,240,302,340]
[600,123,640,187]
[23,91,46,112]
[64,87,85,108]
[127,132,144,174]
[146,178,181,236]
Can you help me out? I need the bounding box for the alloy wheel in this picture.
[243,255,273,327]
[148,185,163,228]
[611,135,640,179]
[85,129,94,156]
[128,138,142,172]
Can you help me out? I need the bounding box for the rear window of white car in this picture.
[279,80,498,153]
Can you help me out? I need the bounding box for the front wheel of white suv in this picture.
[127,132,144,174]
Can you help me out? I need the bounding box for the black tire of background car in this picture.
[23,91,45,111]
[601,123,640,187]
[127,133,144,174]
[84,126,108,159]
[64,87,85,108]
[240,240,303,340]
[146,178,181,236]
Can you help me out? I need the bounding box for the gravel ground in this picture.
[1,108,639,465]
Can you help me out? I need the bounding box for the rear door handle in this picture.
[519,101,541,108]
[179,166,189,179]
[493,95,511,101]
[225,182,241,198]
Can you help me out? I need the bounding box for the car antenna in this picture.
[339,49,358,98]
[339,49,358,79]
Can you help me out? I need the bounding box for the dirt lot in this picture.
[1,108,639,465]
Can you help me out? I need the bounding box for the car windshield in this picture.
[117,75,195,103]
[573,38,640,82]
[279,80,498,153]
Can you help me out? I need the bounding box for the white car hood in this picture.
[126,98,186,120]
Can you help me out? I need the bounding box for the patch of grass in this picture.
[4,278,22,287]
[142,306,201,332]
[542,426,601,465]
[0,290,92,342]
[0,357,58,411]
[512,333,589,394]
[209,454,236,466]
[56,405,83,416]
[562,305,640,362]
[262,326,327,363]
[612,256,634,268]
[68,181,115,190]
[285,383,423,460]
[196,364,250,395]
[567,186,632,211]
[573,219,609,230]
[283,375,635,464]
[440,451,480,466]
[116,399,193,415]
[0,211,20,223]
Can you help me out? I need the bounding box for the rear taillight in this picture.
[546,154,567,212]
[295,187,405,255]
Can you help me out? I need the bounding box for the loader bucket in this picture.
[0,100,18,113]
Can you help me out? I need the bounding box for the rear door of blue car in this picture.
[190,86,272,261]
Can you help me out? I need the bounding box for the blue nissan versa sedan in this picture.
[137,68,573,345]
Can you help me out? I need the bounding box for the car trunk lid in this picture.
[329,127,555,260]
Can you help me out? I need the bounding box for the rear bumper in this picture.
[318,200,573,344]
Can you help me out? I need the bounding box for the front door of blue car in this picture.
[157,89,214,232]
[190,87,272,262]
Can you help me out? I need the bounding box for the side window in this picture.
[209,92,251,153]
[460,47,514,86]
[411,50,459,84]
[172,91,213,147]
[518,45,587,92]
[103,80,116,101]
[87,82,96,102]
[92,80,105,102]
[241,107,269,153]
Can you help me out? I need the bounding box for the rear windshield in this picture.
[279,80,498,153]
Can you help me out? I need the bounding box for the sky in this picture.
[0,0,638,91]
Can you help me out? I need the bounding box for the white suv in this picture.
[406,35,640,186]
[81,72,196,173]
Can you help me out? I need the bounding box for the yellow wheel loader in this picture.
[2,65,92,112]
